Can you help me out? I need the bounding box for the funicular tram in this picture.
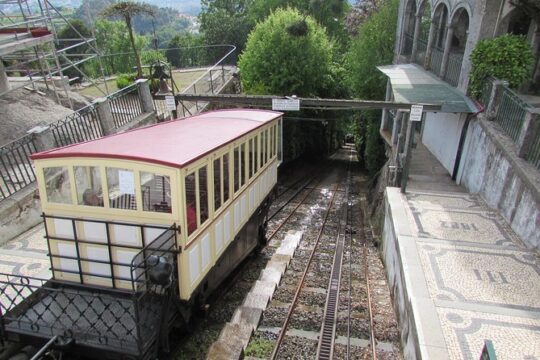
[0,110,283,359]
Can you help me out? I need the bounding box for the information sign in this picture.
[272,98,300,111]
[410,104,424,122]
[165,95,176,110]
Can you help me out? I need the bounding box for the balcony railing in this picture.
[494,87,528,143]
[483,77,539,170]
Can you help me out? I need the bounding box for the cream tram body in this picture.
[31,110,283,301]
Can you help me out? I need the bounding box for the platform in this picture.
[382,144,540,359]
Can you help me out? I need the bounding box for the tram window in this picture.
[185,172,197,235]
[223,153,230,203]
[265,129,269,163]
[260,131,265,167]
[254,135,259,173]
[248,139,253,179]
[140,172,171,213]
[44,167,72,204]
[240,143,246,187]
[107,168,136,210]
[234,146,240,193]
[74,166,103,207]
[199,166,209,225]
[213,158,221,212]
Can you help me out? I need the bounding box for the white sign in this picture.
[410,104,424,122]
[272,98,300,111]
[119,170,135,195]
[165,95,176,110]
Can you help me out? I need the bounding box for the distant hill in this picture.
[140,0,201,15]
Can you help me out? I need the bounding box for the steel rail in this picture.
[270,180,341,360]
[360,193,378,360]
[266,173,325,242]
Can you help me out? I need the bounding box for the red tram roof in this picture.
[31,110,283,168]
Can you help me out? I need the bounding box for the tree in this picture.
[199,0,253,55]
[101,2,155,78]
[57,20,92,79]
[239,8,334,96]
[345,0,398,174]
[166,33,205,68]
[91,19,147,76]
[239,8,342,161]
[345,0,398,100]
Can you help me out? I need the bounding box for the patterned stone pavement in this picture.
[0,224,50,279]
[395,189,540,360]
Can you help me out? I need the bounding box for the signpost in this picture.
[401,105,424,193]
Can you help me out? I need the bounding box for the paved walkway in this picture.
[0,224,50,280]
[384,141,540,359]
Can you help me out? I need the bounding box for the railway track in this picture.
[171,146,401,359]
[262,146,380,360]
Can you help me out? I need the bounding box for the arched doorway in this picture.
[444,7,469,86]
[426,3,448,75]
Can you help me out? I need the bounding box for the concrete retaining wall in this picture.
[457,117,540,251]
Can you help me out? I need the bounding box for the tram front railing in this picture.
[0,224,178,359]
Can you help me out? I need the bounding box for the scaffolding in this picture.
[0,0,108,109]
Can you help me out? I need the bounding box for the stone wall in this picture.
[457,117,540,250]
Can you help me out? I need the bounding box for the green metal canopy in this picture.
[377,64,479,113]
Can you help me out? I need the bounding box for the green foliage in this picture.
[345,0,397,173]
[245,333,274,358]
[239,8,334,97]
[199,0,253,55]
[92,20,147,75]
[116,73,137,89]
[101,1,155,77]
[345,0,398,100]
[166,33,205,68]
[140,50,167,66]
[469,34,534,98]
[57,19,92,79]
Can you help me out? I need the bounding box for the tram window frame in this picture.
[140,171,171,213]
[213,157,222,212]
[223,152,230,204]
[264,128,270,164]
[106,167,137,211]
[233,146,240,194]
[185,172,197,236]
[240,142,246,187]
[75,166,103,207]
[198,166,209,226]
[254,134,259,174]
[260,131,265,168]
[43,166,73,205]
[248,138,254,179]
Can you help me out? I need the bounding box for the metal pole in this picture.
[400,113,414,193]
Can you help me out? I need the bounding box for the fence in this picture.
[429,47,444,76]
[494,87,528,143]
[153,45,237,119]
[444,52,463,87]
[0,82,152,204]
[109,85,144,129]
[0,134,37,200]
[50,104,103,147]
[402,33,413,56]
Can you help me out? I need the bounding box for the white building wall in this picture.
[421,112,466,174]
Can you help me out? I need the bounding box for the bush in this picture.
[116,73,137,89]
[469,34,534,98]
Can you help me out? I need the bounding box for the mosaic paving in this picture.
[417,242,540,310]
[406,192,484,211]
[407,207,520,247]
[437,307,540,360]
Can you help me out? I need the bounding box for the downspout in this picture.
[493,0,506,37]
[452,101,485,180]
